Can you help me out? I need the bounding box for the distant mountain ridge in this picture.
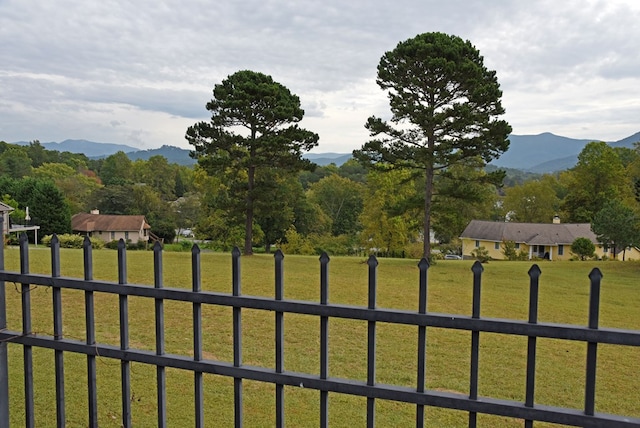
[11,131,640,171]
[13,139,140,157]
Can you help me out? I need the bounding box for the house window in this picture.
[475,240,480,248]
[125,231,129,240]
[494,242,499,250]
[515,243,520,249]
[558,245,564,255]
[98,231,102,235]
[111,231,115,240]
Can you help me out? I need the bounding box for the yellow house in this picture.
[460,220,640,261]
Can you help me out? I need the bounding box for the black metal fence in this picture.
[0,232,639,427]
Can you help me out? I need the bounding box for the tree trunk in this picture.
[423,165,434,260]
[244,164,255,255]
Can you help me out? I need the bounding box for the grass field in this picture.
[2,247,639,427]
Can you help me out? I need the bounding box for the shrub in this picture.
[570,237,595,261]
[277,227,316,255]
[41,234,104,249]
[471,246,491,263]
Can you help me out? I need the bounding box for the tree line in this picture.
[1,135,639,258]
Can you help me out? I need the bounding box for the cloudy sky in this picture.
[1,0,639,153]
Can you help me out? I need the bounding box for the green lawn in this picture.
[2,247,639,427]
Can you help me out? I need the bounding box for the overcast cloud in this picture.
[1,0,639,152]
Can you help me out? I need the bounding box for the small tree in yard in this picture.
[502,240,528,261]
[471,246,490,263]
[571,237,595,261]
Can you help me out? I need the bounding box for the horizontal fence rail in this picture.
[0,232,639,427]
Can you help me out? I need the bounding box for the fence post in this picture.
[20,233,34,428]
[0,216,10,427]
[469,261,484,428]
[232,247,243,428]
[274,250,285,428]
[117,240,131,428]
[319,252,330,428]
[525,264,541,428]
[585,268,602,416]
[51,234,66,427]
[416,257,429,428]
[83,236,98,427]
[366,255,378,428]
[192,244,204,428]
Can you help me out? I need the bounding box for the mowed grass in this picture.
[2,247,639,427]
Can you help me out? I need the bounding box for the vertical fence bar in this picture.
[416,258,429,428]
[20,234,34,428]
[319,252,330,428]
[0,217,8,428]
[584,268,602,416]
[274,250,285,428]
[51,235,66,427]
[366,255,378,428]
[118,240,131,428]
[83,236,98,427]
[154,241,167,428]
[525,265,541,428]
[469,261,484,428]
[232,247,243,428]
[192,244,204,428]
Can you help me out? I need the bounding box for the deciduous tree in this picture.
[186,70,319,255]
[562,141,632,222]
[33,162,102,214]
[591,199,640,260]
[359,169,421,256]
[99,151,133,186]
[307,174,364,236]
[353,32,511,259]
[502,178,560,223]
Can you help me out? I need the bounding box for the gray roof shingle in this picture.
[460,220,597,245]
[71,213,151,232]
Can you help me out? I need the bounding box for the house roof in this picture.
[0,202,14,213]
[460,220,597,245]
[71,213,151,232]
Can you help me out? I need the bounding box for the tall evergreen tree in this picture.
[186,70,319,255]
[354,33,511,259]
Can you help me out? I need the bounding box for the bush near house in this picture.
[41,234,104,249]
[471,246,491,263]
[502,240,529,261]
[571,237,596,261]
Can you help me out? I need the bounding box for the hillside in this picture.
[125,145,197,166]
[13,139,139,157]
[11,131,640,171]
[490,133,594,171]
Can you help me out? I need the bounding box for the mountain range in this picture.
[13,131,640,172]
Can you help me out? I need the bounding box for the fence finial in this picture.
[418,257,429,270]
[471,260,484,274]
